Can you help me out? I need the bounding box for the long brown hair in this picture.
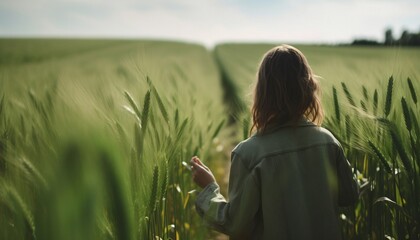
[251,45,323,133]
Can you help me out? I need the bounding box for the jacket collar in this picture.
[254,118,316,136]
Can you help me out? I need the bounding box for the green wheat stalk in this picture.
[151,86,169,124]
[147,165,159,237]
[159,160,169,239]
[146,165,159,238]
[28,90,40,111]
[3,184,36,239]
[407,77,417,105]
[384,76,394,117]
[410,108,420,140]
[333,86,341,123]
[362,86,369,102]
[368,140,392,174]
[176,118,189,141]
[141,90,151,131]
[174,109,179,130]
[243,116,250,139]
[211,119,225,140]
[124,91,142,120]
[360,100,367,112]
[401,97,412,132]
[373,89,378,115]
[21,157,48,189]
[134,123,143,160]
[115,121,128,146]
[345,115,351,141]
[341,82,356,107]
[390,128,412,174]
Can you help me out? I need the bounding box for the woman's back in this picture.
[232,119,358,239]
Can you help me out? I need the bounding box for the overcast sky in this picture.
[1,0,419,46]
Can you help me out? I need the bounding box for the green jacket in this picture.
[195,119,359,240]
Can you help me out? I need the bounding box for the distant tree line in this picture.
[351,28,420,46]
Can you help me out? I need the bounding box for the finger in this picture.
[191,156,200,164]
[190,157,200,166]
[191,162,209,174]
[192,157,206,168]
[190,159,205,171]
[195,158,210,171]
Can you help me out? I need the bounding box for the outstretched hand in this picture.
[190,156,216,188]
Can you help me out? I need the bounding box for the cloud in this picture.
[0,0,419,45]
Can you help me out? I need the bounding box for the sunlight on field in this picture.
[0,39,419,239]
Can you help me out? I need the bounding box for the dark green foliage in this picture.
[100,149,134,240]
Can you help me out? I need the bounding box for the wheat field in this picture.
[0,39,419,239]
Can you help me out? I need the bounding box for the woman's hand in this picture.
[190,156,216,188]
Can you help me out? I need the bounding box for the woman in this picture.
[190,45,359,240]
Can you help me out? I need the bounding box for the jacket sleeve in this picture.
[195,152,260,238]
[336,146,360,206]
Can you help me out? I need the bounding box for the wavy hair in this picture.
[251,45,323,133]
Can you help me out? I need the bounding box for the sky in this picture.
[0,0,419,46]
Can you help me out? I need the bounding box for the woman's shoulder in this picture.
[232,136,256,154]
[231,135,263,159]
[230,137,261,170]
[231,133,271,162]
[314,126,344,149]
